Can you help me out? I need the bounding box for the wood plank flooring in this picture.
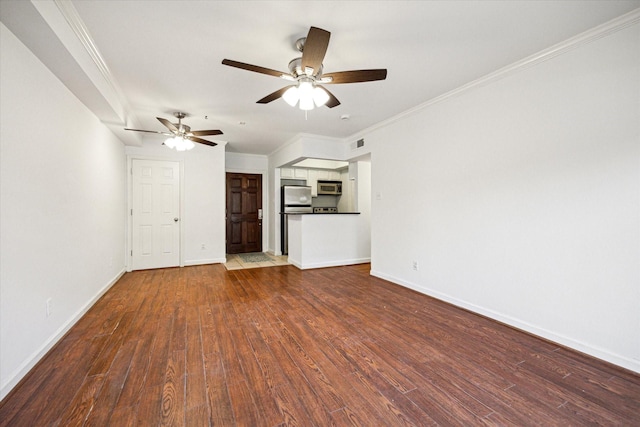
[1,263,639,426]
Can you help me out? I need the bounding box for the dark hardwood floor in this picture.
[1,263,639,426]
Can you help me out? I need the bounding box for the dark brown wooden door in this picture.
[226,173,262,254]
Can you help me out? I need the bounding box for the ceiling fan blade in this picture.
[190,129,223,136]
[322,69,387,84]
[124,128,173,136]
[317,86,341,108]
[222,59,287,78]
[187,136,218,147]
[257,85,295,104]
[157,117,179,133]
[301,27,330,75]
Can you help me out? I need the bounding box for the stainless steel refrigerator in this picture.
[281,185,312,254]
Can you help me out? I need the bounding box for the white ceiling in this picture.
[5,1,640,155]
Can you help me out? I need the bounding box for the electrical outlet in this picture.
[46,298,52,317]
[412,261,419,271]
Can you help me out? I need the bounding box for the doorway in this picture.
[226,173,262,254]
[131,159,181,270]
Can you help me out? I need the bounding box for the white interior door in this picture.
[131,159,180,270]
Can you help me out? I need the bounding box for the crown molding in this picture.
[351,7,640,141]
[53,1,111,91]
[53,0,127,115]
[12,0,143,145]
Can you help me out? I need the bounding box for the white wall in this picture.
[367,22,640,372]
[0,24,126,398]
[226,152,270,253]
[354,161,372,255]
[126,141,227,266]
[340,161,372,254]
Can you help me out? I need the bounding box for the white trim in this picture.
[0,268,125,400]
[290,258,371,270]
[53,0,124,105]
[370,270,640,374]
[349,7,640,141]
[184,257,226,266]
[178,161,185,268]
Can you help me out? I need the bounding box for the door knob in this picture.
[174,217,179,222]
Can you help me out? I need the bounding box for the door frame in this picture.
[225,167,268,255]
[126,155,185,272]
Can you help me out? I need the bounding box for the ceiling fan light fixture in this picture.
[297,80,315,110]
[283,86,299,106]
[299,96,314,111]
[313,86,329,107]
[298,80,313,97]
[183,139,195,150]
[165,136,195,151]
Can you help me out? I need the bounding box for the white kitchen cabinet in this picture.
[329,170,341,180]
[316,169,329,180]
[281,167,309,180]
[280,167,294,179]
[293,168,308,179]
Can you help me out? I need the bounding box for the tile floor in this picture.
[224,252,290,270]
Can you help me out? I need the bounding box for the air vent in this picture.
[351,138,365,150]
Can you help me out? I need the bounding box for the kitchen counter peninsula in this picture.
[286,212,370,270]
[281,212,361,215]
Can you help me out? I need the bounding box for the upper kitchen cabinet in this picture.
[313,170,341,180]
[281,167,308,180]
[280,164,344,197]
[308,169,344,197]
[294,169,308,179]
[280,167,294,179]
[316,170,329,180]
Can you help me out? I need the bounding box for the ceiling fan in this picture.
[222,26,387,110]
[124,112,222,150]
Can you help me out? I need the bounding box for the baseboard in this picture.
[183,257,226,266]
[0,268,126,401]
[293,257,371,270]
[370,269,640,375]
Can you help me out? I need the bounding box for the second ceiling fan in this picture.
[124,112,222,150]
[222,26,387,110]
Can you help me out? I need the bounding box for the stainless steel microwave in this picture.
[317,180,342,195]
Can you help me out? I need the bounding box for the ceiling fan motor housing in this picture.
[288,57,323,79]
[174,124,190,133]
